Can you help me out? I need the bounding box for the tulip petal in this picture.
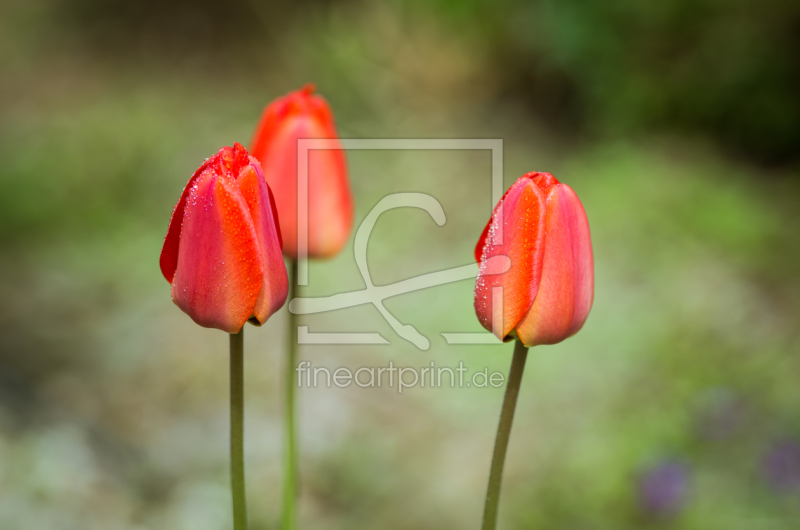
[250,86,353,259]
[267,183,283,251]
[474,178,547,341]
[159,157,217,283]
[516,183,594,346]
[263,114,352,258]
[235,160,289,325]
[474,184,517,263]
[171,171,264,333]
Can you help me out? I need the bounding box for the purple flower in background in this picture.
[762,439,800,492]
[639,460,690,517]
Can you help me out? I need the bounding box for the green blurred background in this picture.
[1,0,800,528]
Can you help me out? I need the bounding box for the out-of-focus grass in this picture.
[1,1,800,530]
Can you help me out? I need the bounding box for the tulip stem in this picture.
[482,339,529,530]
[230,329,247,530]
[282,259,299,530]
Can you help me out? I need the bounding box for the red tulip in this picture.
[474,172,593,346]
[250,84,354,259]
[160,143,288,333]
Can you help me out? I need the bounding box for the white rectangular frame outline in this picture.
[296,138,504,346]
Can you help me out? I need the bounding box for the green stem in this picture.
[282,259,299,530]
[230,329,247,530]
[481,339,529,530]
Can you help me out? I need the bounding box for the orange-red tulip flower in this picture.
[160,143,288,333]
[250,84,353,259]
[474,172,593,346]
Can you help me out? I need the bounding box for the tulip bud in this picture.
[474,172,593,346]
[250,84,354,259]
[160,143,288,333]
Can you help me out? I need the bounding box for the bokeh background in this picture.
[2,0,800,528]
